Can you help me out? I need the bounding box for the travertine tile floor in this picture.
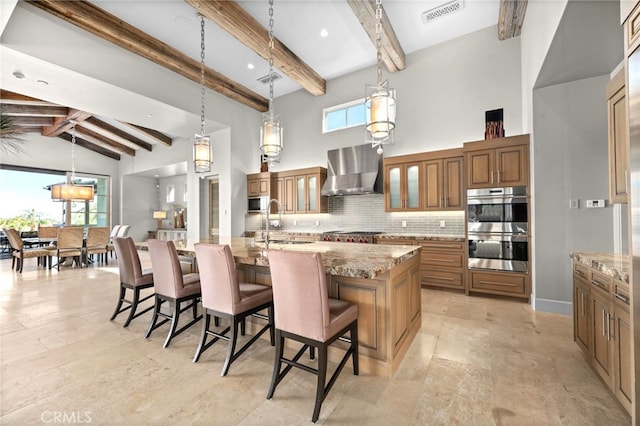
[0,253,631,425]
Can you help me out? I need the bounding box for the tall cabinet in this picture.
[607,68,629,203]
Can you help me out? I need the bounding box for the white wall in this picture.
[271,25,522,174]
[532,75,613,313]
[121,175,156,242]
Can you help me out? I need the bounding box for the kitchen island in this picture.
[138,237,421,377]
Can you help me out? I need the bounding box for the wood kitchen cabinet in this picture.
[247,172,272,197]
[468,269,528,298]
[571,257,633,415]
[463,134,529,189]
[271,167,327,214]
[573,262,591,356]
[384,160,423,212]
[607,68,629,204]
[423,149,464,211]
[418,239,465,290]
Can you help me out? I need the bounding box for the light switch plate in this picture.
[569,199,579,209]
[586,199,605,208]
[401,221,407,228]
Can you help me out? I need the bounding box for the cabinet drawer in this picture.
[421,270,463,289]
[573,262,590,280]
[613,279,630,306]
[418,241,464,251]
[628,2,640,49]
[470,271,526,296]
[590,270,612,294]
[420,251,463,269]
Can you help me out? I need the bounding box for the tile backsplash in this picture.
[245,194,465,235]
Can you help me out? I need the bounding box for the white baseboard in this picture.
[534,298,572,316]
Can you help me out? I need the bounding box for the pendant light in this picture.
[194,14,212,173]
[259,0,283,163]
[51,121,95,202]
[365,0,396,154]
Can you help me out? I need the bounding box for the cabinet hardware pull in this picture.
[424,258,456,263]
[602,310,607,338]
[574,269,586,278]
[425,275,454,281]
[479,280,517,287]
[591,279,606,289]
[608,313,614,340]
[496,170,501,183]
[614,292,629,304]
[490,171,494,184]
[581,293,585,316]
[445,197,448,208]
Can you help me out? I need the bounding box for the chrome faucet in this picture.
[265,198,282,249]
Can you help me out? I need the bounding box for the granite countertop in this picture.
[571,252,630,284]
[138,237,421,279]
[244,231,464,242]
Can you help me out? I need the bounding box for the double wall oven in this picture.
[467,186,529,273]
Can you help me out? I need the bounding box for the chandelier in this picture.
[365,0,396,154]
[51,121,94,202]
[259,0,283,163]
[194,14,212,173]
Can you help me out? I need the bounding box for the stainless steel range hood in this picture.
[320,144,383,196]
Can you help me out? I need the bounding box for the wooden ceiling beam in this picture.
[26,0,269,112]
[346,0,406,73]
[186,0,326,96]
[1,104,68,117]
[41,110,93,137]
[83,117,153,151]
[8,116,55,127]
[124,123,173,147]
[57,132,121,160]
[74,127,136,156]
[498,0,528,40]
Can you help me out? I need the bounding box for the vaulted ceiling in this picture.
[0,0,527,160]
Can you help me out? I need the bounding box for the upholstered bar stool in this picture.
[266,249,359,423]
[145,239,202,348]
[110,237,155,327]
[193,243,274,376]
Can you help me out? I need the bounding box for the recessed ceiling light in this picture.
[37,79,49,85]
[12,71,25,79]
[247,63,255,70]
[320,29,329,38]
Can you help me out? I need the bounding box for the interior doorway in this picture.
[209,178,219,236]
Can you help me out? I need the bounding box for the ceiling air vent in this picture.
[421,0,464,24]
[257,72,282,84]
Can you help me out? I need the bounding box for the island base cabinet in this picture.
[238,253,422,377]
[613,298,633,414]
[468,270,529,299]
[573,274,591,356]
[590,289,615,389]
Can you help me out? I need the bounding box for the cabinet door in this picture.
[295,176,307,212]
[307,175,318,212]
[385,165,403,210]
[247,178,261,197]
[423,159,443,209]
[608,72,628,203]
[591,291,614,389]
[405,163,422,210]
[613,301,633,413]
[443,157,463,209]
[495,145,528,186]
[283,176,295,213]
[573,277,590,356]
[465,149,494,188]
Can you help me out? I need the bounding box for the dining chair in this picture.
[116,225,130,238]
[85,226,110,264]
[110,237,155,327]
[55,226,85,270]
[193,243,274,376]
[107,225,121,258]
[3,228,52,273]
[145,239,202,348]
[266,249,359,423]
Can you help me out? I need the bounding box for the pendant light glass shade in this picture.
[51,182,94,202]
[365,83,396,143]
[193,134,212,173]
[260,114,283,158]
